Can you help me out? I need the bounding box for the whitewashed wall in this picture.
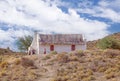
[39,45,50,54]
[55,45,71,53]
[28,32,38,54]
[38,44,86,54]
[76,45,86,50]
[28,33,86,54]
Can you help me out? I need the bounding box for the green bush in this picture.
[97,37,120,50]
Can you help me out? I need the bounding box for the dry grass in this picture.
[0,54,39,81]
[50,49,120,81]
[0,49,120,81]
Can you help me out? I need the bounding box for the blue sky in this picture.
[0,0,120,51]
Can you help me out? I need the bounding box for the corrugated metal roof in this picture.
[39,34,85,45]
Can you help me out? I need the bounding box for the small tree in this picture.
[16,35,33,52]
[97,37,120,50]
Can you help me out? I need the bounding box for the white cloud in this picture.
[0,0,110,50]
[0,28,31,50]
[0,29,13,41]
[76,0,120,23]
[99,0,120,11]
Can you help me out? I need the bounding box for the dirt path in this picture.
[34,55,56,81]
[37,66,55,81]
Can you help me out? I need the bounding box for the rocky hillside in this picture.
[109,32,120,40]
[87,40,99,50]
[0,48,26,55]
[0,49,120,81]
[87,32,120,50]
[0,48,13,55]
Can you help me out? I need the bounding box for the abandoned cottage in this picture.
[28,32,86,54]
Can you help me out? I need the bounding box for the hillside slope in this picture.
[0,49,120,81]
[87,32,120,50]
[0,48,13,55]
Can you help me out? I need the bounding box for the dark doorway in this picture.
[50,45,54,51]
[44,48,46,54]
[71,45,75,51]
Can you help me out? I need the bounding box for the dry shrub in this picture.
[98,66,107,72]
[103,49,120,58]
[69,55,79,61]
[50,51,57,54]
[42,55,51,60]
[14,58,21,65]
[0,61,8,68]
[111,78,118,81]
[82,76,95,81]
[54,60,95,81]
[21,57,36,68]
[105,68,119,74]
[0,55,39,81]
[74,50,85,57]
[0,70,7,77]
[87,69,94,75]
[104,67,120,79]
[105,72,115,79]
[57,53,69,63]
[87,62,96,72]
[0,56,3,63]
[27,70,39,80]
